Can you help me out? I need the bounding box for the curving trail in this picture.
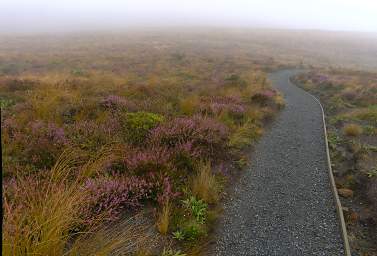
[212,70,346,255]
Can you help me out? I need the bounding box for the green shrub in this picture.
[0,98,14,109]
[172,230,185,241]
[180,222,204,241]
[172,221,205,241]
[161,248,186,256]
[182,196,207,224]
[121,112,164,144]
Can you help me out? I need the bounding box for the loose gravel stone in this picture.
[211,70,345,256]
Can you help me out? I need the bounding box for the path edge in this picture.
[289,76,351,256]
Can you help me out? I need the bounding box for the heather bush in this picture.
[82,176,154,223]
[101,94,137,112]
[68,118,121,151]
[2,119,68,170]
[251,89,277,106]
[123,146,172,174]
[1,78,36,92]
[150,116,229,159]
[121,112,164,144]
[199,96,246,118]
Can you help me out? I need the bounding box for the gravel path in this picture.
[211,70,345,255]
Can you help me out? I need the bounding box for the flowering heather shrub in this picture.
[2,119,68,169]
[153,175,180,205]
[150,116,229,159]
[199,96,246,117]
[251,89,277,105]
[171,141,201,172]
[82,174,179,223]
[1,78,36,92]
[83,176,154,223]
[123,145,172,174]
[100,95,137,111]
[68,118,121,151]
[311,74,329,84]
[121,112,164,144]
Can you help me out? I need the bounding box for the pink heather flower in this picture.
[260,89,277,98]
[82,176,154,222]
[149,116,229,158]
[199,95,246,115]
[101,95,137,111]
[47,123,69,145]
[124,146,172,173]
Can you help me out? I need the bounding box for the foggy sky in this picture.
[1,0,377,33]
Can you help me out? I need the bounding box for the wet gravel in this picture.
[212,70,345,255]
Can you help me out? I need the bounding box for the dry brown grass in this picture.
[2,148,153,256]
[70,214,156,256]
[2,151,88,256]
[343,123,363,137]
[157,200,171,235]
[192,162,219,204]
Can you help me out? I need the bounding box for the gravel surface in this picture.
[211,70,345,256]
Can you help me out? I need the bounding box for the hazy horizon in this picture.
[1,0,377,34]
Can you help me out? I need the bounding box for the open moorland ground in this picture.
[1,30,286,255]
[1,29,377,255]
[294,70,377,255]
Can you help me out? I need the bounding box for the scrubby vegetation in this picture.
[1,32,284,255]
[293,70,377,255]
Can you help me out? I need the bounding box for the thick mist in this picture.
[1,0,377,34]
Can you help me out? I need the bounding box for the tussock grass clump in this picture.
[157,201,171,235]
[2,152,87,256]
[228,119,262,151]
[69,214,155,256]
[343,123,363,137]
[192,162,219,204]
[2,149,155,256]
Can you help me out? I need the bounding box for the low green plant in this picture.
[363,125,377,135]
[367,168,377,178]
[182,196,207,224]
[353,105,377,125]
[121,112,164,144]
[172,230,185,241]
[173,221,205,242]
[180,222,204,241]
[161,248,186,256]
[327,132,341,150]
[0,98,14,109]
[235,155,248,169]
